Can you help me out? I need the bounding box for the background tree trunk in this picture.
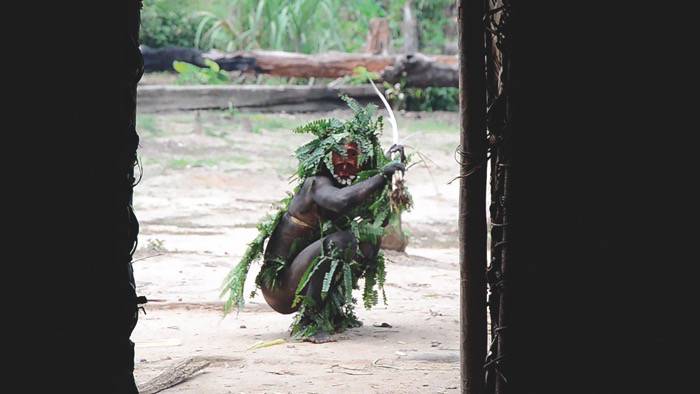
[402,0,420,54]
[365,18,391,55]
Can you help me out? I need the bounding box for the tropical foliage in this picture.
[140,0,201,48]
[385,80,459,112]
[173,59,230,84]
[386,0,457,55]
[141,0,456,55]
[194,0,384,53]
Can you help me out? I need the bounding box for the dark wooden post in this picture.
[458,0,488,393]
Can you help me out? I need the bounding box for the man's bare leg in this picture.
[261,231,357,342]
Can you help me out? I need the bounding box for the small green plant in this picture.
[167,158,191,170]
[347,66,380,85]
[204,128,229,138]
[383,81,407,111]
[384,80,458,112]
[173,59,229,85]
[147,238,166,252]
[168,157,223,169]
[406,86,459,112]
[238,113,297,134]
[224,102,240,118]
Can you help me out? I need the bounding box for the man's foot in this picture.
[303,331,335,344]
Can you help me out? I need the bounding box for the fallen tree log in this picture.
[137,84,379,113]
[140,47,459,87]
[141,46,207,72]
[381,53,459,88]
[204,50,395,77]
[203,50,458,86]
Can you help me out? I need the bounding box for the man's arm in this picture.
[311,162,405,213]
[311,175,385,213]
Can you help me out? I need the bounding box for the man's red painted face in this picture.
[331,142,359,186]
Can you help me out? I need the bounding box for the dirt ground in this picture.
[132,108,462,393]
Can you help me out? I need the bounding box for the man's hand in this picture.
[385,144,406,163]
[382,161,406,177]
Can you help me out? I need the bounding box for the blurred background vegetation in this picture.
[140,0,458,111]
[140,0,456,55]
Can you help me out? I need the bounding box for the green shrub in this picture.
[140,0,200,48]
[384,81,458,112]
[406,86,459,112]
[173,59,229,85]
[347,66,380,85]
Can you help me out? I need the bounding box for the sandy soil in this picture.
[132,109,461,393]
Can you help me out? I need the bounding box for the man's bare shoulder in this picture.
[306,175,332,187]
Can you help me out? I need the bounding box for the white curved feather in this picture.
[369,79,399,145]
[369,79,403,189]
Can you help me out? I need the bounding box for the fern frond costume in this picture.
[221,97,412,339]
